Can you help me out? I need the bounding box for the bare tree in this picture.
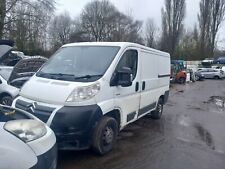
[0,0,55,39]
[198,0,213,58]
[145,18,157,48]
[49,12,73,50]
[209,0,225,56]
[198,0,225,58]
[80,0,143,43]
[81,0,117,41]
[161,0,186,57]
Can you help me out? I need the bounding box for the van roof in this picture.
[63,42,170,57]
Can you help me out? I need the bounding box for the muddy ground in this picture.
[58,79,225,169]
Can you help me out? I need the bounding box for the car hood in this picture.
[8,57,48,85]
[0,45,12,58]
[20,76,92,105]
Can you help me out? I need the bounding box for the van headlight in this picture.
[4,119,47,143]
[66,83,100,102]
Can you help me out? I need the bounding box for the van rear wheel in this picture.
[92,117,118,155]
[151,98,163,120]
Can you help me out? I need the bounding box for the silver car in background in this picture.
[0,57,48,106]
[197,68,224,79]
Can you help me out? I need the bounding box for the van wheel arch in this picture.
[159,95,165,104]
[104,109,121,130]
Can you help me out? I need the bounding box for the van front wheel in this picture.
[92,117,118,155]
[151,98,164,120]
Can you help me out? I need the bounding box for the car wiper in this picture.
[37,72,76,80]
[38,72,75,77]
[74,74,103,80]
[49,73,75,77]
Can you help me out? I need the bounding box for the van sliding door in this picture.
[138,51,158,117]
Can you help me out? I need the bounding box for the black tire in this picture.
[179,77,186,84]
[214,76,220,80]
[92,116,118,155]
[195,75,199,81]
[0,96,13,106]
[151,98,164,120]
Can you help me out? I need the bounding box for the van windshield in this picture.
[36,46,120,82]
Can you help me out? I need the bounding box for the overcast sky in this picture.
[56,0,224,49]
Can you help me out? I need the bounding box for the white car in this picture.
[197,68,224,79]
[0,57,48,106]
[0,105,57,169]
[0,67,19,105]
[213,66,225,78]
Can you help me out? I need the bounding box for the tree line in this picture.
[0,0,225,60]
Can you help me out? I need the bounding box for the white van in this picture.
[12,42,170,155]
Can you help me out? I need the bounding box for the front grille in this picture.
[15,99,55,123]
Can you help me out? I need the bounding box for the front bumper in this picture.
[31,143,57,169]
[14,98,103,150]
[50,105,103,150]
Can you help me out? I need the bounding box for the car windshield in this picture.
[36,46,120,82]
[0,68,13,81]
[0,106,31,122]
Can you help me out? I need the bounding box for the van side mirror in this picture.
[0,79,2,84]
[117,67,133,87]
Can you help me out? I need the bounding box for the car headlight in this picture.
[66,83,100,102]
[4,119,47,143]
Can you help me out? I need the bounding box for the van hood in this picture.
[20,76,92,104]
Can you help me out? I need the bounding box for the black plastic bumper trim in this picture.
[127,112,136,122]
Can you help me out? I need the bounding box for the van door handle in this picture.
[142,81,146,91]
[135,82,139,92]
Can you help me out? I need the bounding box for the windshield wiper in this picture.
[38,72,76,80]
[74,74,103,80]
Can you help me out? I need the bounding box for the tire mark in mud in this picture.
[194,123,215,150]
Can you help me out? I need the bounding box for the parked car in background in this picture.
[202,58,214,67]
[0,105,57,169]
[212,66,225,78]
[197,68,224,79]
[0,57,48,106]
[0,67,19,105]
[8,56,48,88]
[0,43,22,67]
[213,57,225,64]
[195,71,205,81]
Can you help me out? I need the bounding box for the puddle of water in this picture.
[208,96,225,108]
[194,123,215,150]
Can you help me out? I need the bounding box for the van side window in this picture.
[116,50,138,80]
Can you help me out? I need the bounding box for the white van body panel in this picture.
[139,49,170,117]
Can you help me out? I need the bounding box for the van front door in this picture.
[112,49,141,127]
